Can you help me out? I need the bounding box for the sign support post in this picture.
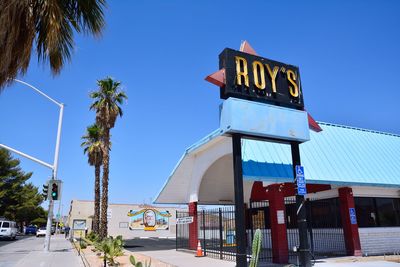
[232,133,247,267]
[291,142,311,267]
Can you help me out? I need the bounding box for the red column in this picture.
[338,187,362,256]
[268,184,289,263]
[188,202,198,250]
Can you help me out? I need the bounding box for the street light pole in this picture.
[44,103,64,252]
[1,79,64,252]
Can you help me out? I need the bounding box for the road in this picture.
[124,237,176,252]
[0,235,42,267]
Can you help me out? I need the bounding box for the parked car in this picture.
[24,225,37,235]
[0,220,18,240]
[36,227,46,237]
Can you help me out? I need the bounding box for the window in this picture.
[355,197,400,227]
[2,222,9,228]
[119,222,129,228]
[354,197,377,227]
[376,198,400,227]
[309,198,342,228]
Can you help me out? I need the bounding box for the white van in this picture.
[0,220,18,240]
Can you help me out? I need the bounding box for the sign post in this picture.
[232,133,247,267]
[291,143,311,267]
[206,41,312,267]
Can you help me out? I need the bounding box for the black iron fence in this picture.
[176,197,346,264]
[286,197,346,263]
[198,207,237,261]
[248,201,273,262]
[176,211,190,250]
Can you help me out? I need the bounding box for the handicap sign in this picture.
[295,165,307,195]
[295,165,304,176]
[349,208,357,224]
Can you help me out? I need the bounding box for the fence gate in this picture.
[285,197,346,263]
[176,211,190,250]
[248,201,273,263]
[176,205,273,263]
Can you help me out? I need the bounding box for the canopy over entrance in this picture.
[154,122,400,204]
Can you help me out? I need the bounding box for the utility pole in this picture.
[44,103,64,252]
[0,79,64,252]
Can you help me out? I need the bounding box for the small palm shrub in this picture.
[87,231,99,243]
[249,229,262,267]
[129,255,151,267]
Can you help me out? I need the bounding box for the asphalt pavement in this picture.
[124,237,176,252]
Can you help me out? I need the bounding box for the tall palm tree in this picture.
[81,123,103,235]
[0,0,106,90]
[90,77,127,238]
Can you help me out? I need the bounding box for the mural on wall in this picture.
[127,208,171,231]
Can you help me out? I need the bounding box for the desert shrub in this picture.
[95,235,124,266]
[129,255,151,267]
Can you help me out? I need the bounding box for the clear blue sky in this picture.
[1,1,399,215]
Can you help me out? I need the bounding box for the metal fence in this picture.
[176,211,190,250]
[177,197,346,264]
[198,207,237,261]
[286,197,346,263]
[248,201,273,262]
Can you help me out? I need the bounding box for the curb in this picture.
[70,239,91,267]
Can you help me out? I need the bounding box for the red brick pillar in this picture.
[268,184,289,263]
[338,187,362,256]
[188,202,198,250]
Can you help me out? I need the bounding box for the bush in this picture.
[87,231,99,243]
[95,235,124,266]
[80,241,87,249]
[129,255,151,267]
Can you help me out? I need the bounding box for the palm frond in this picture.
[0,0,106,90]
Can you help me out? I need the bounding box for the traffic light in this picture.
[42,183,49,200]
[51,182,59,200]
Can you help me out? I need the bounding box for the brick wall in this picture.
[359,227,400,255]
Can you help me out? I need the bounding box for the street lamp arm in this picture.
[0,143,54,169]
[14,79,63,108]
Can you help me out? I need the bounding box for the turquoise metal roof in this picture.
[242,122,400,187]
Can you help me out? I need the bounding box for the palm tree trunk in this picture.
[100,129,110,239]
[93,163,101,234]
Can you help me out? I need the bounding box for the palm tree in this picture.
[81,123,103,235]
[0,0,106,90]
[90,77,127,238]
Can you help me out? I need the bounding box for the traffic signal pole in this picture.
[44,103,64,252]
[0,80,64,252]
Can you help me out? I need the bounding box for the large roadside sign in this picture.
[219,48,304,110]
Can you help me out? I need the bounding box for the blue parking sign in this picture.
[349,208,357,224]
[296,165,304,176]
[295,165,307,195]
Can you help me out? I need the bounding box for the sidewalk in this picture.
[137,249,400,267]
[15,235,83,267]
[138,249,236,267]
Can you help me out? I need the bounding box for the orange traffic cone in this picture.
[195,240,204,257]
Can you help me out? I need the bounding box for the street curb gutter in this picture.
[71,239,91,267]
